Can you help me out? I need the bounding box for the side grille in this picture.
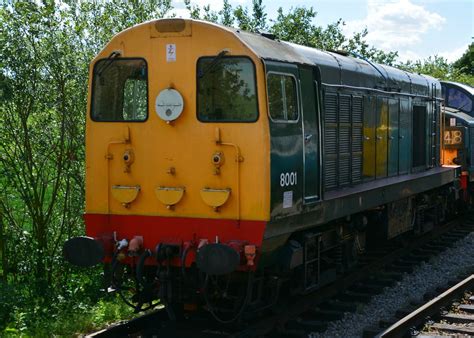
[323,91,364,191]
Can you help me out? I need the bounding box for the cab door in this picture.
[265,61,303,218]
[299,65,321,203]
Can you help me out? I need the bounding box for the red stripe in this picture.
[84,214,266,251]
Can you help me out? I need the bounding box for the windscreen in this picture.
[197,57,258,122]
[91,58,148,122]
[447,87,472,113]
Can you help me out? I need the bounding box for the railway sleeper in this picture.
[441,312,474,323]
[458,304,474,313]
[429,322,474,335]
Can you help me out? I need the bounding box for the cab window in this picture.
[197,56,258,122]
[91,58,148,122]
[447,87,472,113]
[267,73,298,121]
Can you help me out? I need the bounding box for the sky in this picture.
[170,0,473,63]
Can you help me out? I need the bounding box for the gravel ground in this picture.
[310,232,474,338]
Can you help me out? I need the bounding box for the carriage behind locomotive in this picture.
[64,18,463,319]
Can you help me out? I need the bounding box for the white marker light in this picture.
[155,88,184,122]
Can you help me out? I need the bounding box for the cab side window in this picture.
[267,73,298,121]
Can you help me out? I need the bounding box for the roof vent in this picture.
[152,19,192,38]
[155,19,186,33]
[328,49,350,57]
[260,31,276,40]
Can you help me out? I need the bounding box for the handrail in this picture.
[215,127,244,221]
[105,127,131,213]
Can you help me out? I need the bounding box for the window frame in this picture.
[196,55,259,123]
[266,71,300,124]
[90,57,149,123]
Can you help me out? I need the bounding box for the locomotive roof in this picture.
[115,19,440,98]
[233,28,440,98]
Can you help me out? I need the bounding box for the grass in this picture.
[2,294,140,337]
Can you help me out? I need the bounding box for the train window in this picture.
[447,88,472,113]
[91,58,148,122]
[197,56,258,122]
[267,73,298,122]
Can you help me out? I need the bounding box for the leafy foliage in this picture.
[0,1,171,334]
[452,43,473,77]
[399,52,474,86]
[184,3,398,65]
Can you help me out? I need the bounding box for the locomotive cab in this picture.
[66,19,274,318]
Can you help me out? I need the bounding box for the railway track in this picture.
[86,218,474,338]
[369,274,474,338]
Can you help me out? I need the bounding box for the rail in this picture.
[375,274,474,338]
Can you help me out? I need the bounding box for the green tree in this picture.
[453,43,473,76]
[1,0,86,291]
[0,0,173,333]
[270,6,398,65]
[184,2,398,65]
[270,7,319,46]
[399,54,474,86]
[219,0,234,26]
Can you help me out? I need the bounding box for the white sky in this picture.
[171,0,473,63]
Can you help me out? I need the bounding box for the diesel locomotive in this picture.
[440,81,473,194]
[64,19,461,321]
